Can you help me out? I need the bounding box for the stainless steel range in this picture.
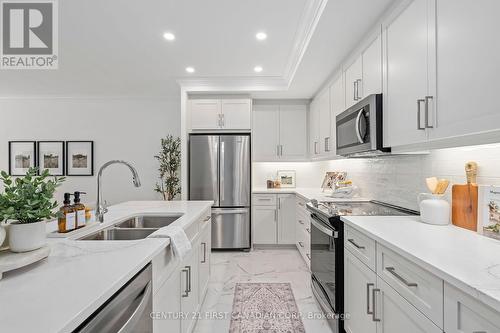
[306,200,418,333]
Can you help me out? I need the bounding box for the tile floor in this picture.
[193,249,333,333]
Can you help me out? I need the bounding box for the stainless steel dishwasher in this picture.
[75,263,153,333]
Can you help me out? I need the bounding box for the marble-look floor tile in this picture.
[193,249,333,333]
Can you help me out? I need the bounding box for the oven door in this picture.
[310,213,339,312]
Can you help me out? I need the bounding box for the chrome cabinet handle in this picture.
[181,267,189,297]
[356,79,362,100]
[417,99,425,130]
[386,266,418,287]
[258,198,272,201]
[201,242,207,263]
[306,254,311,260]
[348,238,365,249]
[306,228,310,234]
[425,96,434,128]
[280,145,283,156]
[314,141,319,154]
[367,283,374,315]
[372,288,381,322]
[186,265,192,293]
[277,145,280,156]
[353,81,357,101]
[298,241,304,248]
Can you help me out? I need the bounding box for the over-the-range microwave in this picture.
[336,94,390,157]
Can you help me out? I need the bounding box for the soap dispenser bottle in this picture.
[58,193,76,233]
[73,191,87,228]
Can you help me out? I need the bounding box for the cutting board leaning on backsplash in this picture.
[452,162,478,231]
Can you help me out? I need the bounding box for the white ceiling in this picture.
[0,0,395,99]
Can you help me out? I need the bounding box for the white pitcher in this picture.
[418,193,450,225]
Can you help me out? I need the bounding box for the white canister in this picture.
[418,193,450,225]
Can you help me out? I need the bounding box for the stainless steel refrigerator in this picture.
[189,134,251,250]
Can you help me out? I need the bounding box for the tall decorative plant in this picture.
[0,168,65,223]
[154,135,181,201]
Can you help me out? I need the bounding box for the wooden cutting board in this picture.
[452,183,478,231]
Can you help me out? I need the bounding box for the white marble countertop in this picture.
[253,187,369,202]
[342,215,500,313]
[0,200,212,333]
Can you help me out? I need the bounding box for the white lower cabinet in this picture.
[344,249,377,333]
[198,223,211,301]
[153,265,182,333]
[444,282,500,333]
[252,205,277,244]
[252,194,295,246]
[375,277,442,333]
[180,246,199,333]
[277,194,296,244]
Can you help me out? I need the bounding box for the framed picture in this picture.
[37,141,65,176]
[277,170,296,188]
[8,141,36,176]
[66,141,94,176]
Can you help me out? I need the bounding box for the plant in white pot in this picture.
[0,168,65,252]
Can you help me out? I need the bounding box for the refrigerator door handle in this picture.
[212,209,248,214]
[220,141,225,202]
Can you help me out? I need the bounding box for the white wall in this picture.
[253,143,500,211]
[0,97,180,207]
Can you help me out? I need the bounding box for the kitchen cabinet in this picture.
[309,99,320,157]
[383,0,436,147]
[296,196,310,268]
[375,276,442,333]
[154,264,182,333]
[252,104,307,161]
[198,221,211,301]
[252,205,278,244]
[180,247,199,333]
[345,55,363,109]
[344,250,377,333]
[362,34,382,97]
[190,98,251,130]
[432,0,500,141]
[444,282,500,333]
[252,194,295,245]
[317,88,332,156]
[277,194,296,244]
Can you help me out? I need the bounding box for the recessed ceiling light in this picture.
[256,32,267,41]
[185,67,195,73]
[163,32,175,41]
[254,66,263,73]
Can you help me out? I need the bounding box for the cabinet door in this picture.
[198,222,211,301]
[383,0,433,147]
[309,100,320,157]
[180,248,199,333]
[279,105,308,160]
[221,99,251,129]
[375,277,442,333]
[252,205,277,244]
[345,55,363,108]
[362,34,382,96]
[252,105,280,161]
[444,282,500,333]
[277,194,296,244]
[190,99,221,130]
[154,268,182,333]
[432,0,500,140]
[317,89,332,155]
[329,75,344,156]
[344,250,377,333]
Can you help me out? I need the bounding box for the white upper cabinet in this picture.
[362,34,382,97]
[190,99,221,130]
[383,0,436,147]
[432,0,500,141]
[309,99,320,157]
[345,55,363,109]
[252,103,307,161]
[190,98,251,130]
[317,88,332,155]
[252,105,280,161]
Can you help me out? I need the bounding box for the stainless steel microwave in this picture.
[336,94,390,157]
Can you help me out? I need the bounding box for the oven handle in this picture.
[311,217,338,238]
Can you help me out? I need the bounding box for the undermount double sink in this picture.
[78,214,183,241]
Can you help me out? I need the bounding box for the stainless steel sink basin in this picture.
[114,215,182,229]
[79,228,157,241]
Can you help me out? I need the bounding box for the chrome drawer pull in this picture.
[306,254,311,260]
[181,267,189,297]
[298,241,304,248]
[298,219,304,225]
[372,288,381,322]
[348,238,365,249]
[386,267,418,287]
[367,283,374,315]
[306,228,310,234]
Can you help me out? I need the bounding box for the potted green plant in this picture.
[0,168,65,252]
[154,135,181,201]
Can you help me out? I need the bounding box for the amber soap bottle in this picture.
[58,193,76,233]
[73,191,87,228]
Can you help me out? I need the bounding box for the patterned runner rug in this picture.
[229,282,306,333]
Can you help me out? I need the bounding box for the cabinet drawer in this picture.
[344,225,376,271]
[377,244,443,329]
[253,194,277,206]
[444,282,500,333]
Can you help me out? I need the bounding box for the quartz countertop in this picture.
[342,215,500,313]
[0,200,213,333]
[252,187,369,202]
